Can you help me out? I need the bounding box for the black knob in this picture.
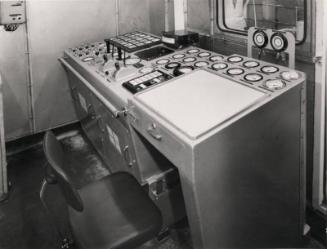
[104,39,111,53]
[103,54,108,63]
[115,62,120,71]
[105,71,109,76]
[95,51,99,56]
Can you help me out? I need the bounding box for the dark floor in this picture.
[0,130,325,249]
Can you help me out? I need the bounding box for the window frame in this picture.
[216,0,307,45]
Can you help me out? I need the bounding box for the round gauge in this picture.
[227,56,243,63]
[183,57,197,63]
[173,66,194,76]
[261,65,279,74]
[244,73,263,82]
[271,33,288,52]
[172,54,186,59]
[82,57,94,62]
[156,59,170,65]
[165,62,181,69]
[209,55,224,62]
[253,30,268,48]
[187,48,200,54]
[227,68,245,76]
[264,79,286,90]
[125,58,141,65]
[194,61,209,68]
[280,71,300,81]
[139,67,154,74]
[198,52,211,58]
[211,62,228,70]
[243,60,260,68]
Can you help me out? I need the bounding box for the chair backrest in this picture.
[43,131,84,212]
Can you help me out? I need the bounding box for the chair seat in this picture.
[68,172,162,249]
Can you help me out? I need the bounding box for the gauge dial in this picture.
[243,60,260,68]
[209,55,224,62]
[211,62,228,70]
[261,65,279,74]
[187,48,200,54]
[165,62,181,69]
[194,61,209,68]
[253,30,268,48]
[183,57,197,63]
[271,33,288,52]
[173,54,186,59]
[156,59,170,65]
[280,71,300,81]
[244,73,263,82]
[264,79,286,90]
[82,57,94,62]
[139,67,154,74]
[227,56,243,63]
[198,52,211,58]
[173,66,194,76]
[125,58,141,65]
[227,68,245,76]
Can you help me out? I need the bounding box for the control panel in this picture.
[0,1,25,25]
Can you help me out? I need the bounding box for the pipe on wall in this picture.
[115,0,120,35]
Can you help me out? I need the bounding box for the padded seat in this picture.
[69,172,162,249]
[40,131,162,249]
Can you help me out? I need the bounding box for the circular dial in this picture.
[243,60,260,68]
[173,66,194,76]
[165,62,181,69]
[280,71,300,81]
[244,73,263,82]
[209,55,224,62]
[139,67,154,74]
[253,30,268,48]
[227,68,245,76]
[198,52,211,58]
[271,33,288,52]
[211,62,228,70]
[125,58,141,65]
[194,61,209,68]
[227,56,243,63]
[187,48,200,54]
[183,57,197,63]
[264,79,286,90]
[156,59,170,65]
[172,54,186,59]
[261,65,279,74]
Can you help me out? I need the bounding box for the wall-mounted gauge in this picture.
[209,55,224,62]
[253,30,268,49]
[227,56,243,63]
[211,62,228,71]
[270,33,288,52]
[172,54,185,59]
[165,62,181,69]
[194,61,209,68]
[261,65,279,74]
[183,57,197,63]
[243,60,260,68]
[187,48,200,54]
[244,73,263,82]
[280,71,300,81]
[198,52,211,58]
[227,68,245,76]
[156,59,170,65]
[263,79,286,90]
[173,66,194,76]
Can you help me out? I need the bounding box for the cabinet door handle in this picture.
[147,124,162,141]
[123,145,133,168]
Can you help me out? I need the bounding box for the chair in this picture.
[40,131,162,249]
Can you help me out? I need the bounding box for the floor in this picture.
[0,130,325,249]
[0,131,189,249]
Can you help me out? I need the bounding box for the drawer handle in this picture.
[147,124,162,141]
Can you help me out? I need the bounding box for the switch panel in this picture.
[0,1,26,25]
